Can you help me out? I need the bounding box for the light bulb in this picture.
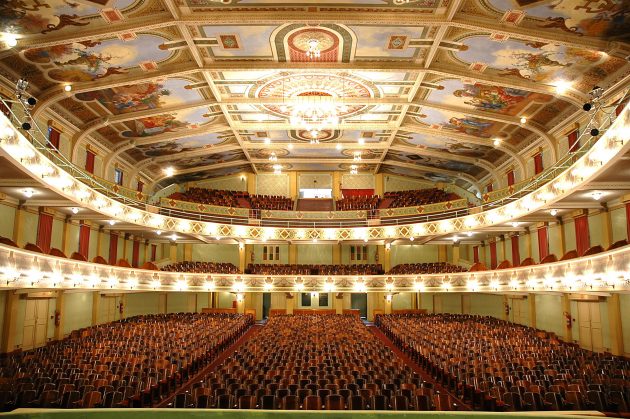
[4,35,17,47]
[64,85,72,92]
[520,116,527,124]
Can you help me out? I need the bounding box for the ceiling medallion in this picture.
[306,39,321,60]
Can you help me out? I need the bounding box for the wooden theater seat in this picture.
[92,255,108,265]
[582,245,604,256]
[48,248,67,258]
[117,259,131,268]
[23,243,44,253]
[539,254,558,264]
[141,261,158,270]
[0,236,18,247]
[519,257,536,267]
[560,250,578,261]
[606,239,628,251]
[468,262,488,272]
[496,260,512,270]
[70,252,87,262]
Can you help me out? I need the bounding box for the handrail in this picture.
[0,86,626,229]
[0,241,628,293]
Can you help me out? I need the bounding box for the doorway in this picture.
[262,293,271,319]
[577,301,603,352]
[351,293,367,319]
[22,298,49,350]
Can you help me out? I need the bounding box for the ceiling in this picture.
[1,0,629,192]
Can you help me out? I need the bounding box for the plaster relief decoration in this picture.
[201,25,276,58]
[257,173,290,197]
[0,0,138,35]
[186,0,444,10]
[76,78,200,115]
[348,25,428,59]
[485,0,628,39]
[22,34,172,82]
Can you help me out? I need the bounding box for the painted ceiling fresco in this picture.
[2,0,628,193]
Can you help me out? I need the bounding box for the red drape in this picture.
[48,126,60,150]
[489,241,497,269]
[0,100,11,118]
[85,150,95,174]
[137,181,144,193]
[151,244,157,262]
[341,189,374,197]
[537,226,548,261]
[534,153,543,175]
[78,223,90,259]
[507,170,515,186]
[511,235,520,266]
[132,240,140,268]
[626,202,630,241]
[36,212,53,253]
[473,246,479,263]
[617,102,626,116]
[575,215,590,256]
[108,233,118,265]
[567,130,579,153]
[486,183,493,193]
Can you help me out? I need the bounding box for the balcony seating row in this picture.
[336,196,380,211]
[0,313,253,411]
[169,188,293,211]
[245,264,384,276]
[161,261,240,274]
[377,314,629,413]
[388,263,467,275]
[383,189,460,209]
[0,236,158,270]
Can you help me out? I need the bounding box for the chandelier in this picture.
[350,165,358,175]
[273,164,282,174]
[268,152,277,162]
[289,96,347,133]
[306,39,321,60]
[353,151,362,162]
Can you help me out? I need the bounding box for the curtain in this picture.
[511,235,520,267]
[575,215,590,256]
[48,126,60,150]
[486,183,493,193]
[85,150,95,174]
[489,241,497,269]
[0,100,11,118]
[567,130,579,153]
[473,246,479,263]
[537,226,548,261]
[617,101,626,116]
[507,170,515,186]
[78,223,90,259]
[151,244,157,262]
[534,153,544,175]
[132,240,140,268]
[108,233,118,265]
[626,202,630,241]
[341,189,374,198]
[36,212,53,253]
[137,181,144,193]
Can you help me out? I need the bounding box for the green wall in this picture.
[63,292,93,335]
[297,244,332,264]
[126,293,161,317]
[535,294,563,337]
[0,204,15,240]
[390,245,438,265]
[192,244,240,265]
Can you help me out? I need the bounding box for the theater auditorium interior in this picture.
[0,0,628,418]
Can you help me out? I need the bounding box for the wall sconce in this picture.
[385,294,393,303]
[236,293,244,303]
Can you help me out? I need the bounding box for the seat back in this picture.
[539,254,558,264]
[70,252,87,262]
[583,245,604,256]
[560,250,578,261]
[24,243,44,254]
[92,255,108,265]
[48,248,67,258]
[304,395,321,410]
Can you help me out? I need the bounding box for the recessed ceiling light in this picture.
[170,234,178,241]
[288,143,293,150]
[163,167,175,177]
[64,85,72,92]
[108,220,117,226]
[358,138,365,145]
[264,137,271,145]
[70,207,79,214]
[466,231,473,237]
[550,209,558,216]
[22,188,34,198]
[409,236,414,241]
[591,191,603,201]
[493,138,501,147]
[511,221,519,228]
[520,116,527,124]
[4,35,17,47]
[155,230,161,235]
[336,143,342,150]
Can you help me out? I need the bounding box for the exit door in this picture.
[351,293,367,319]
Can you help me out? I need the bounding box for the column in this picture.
[12,205,25,246]
[246,174,256,195]
[525,230,533,258]
[384,293,392,315]
[289,172,298,201]
[452,244,460,265]
[500,236,507,263]
[61,216,71,256]
[288,244,297,265]
[92,291,100,325]
[374,173,384,197]
[54,291,65,341]
[502,295,509,321]
[239,244,247,272]
[479,244,487,266]
[332,243,341,265]
[608,294,624,356]
[1,291,19,352]
[557,220,567,256]
[169,242,177,262]
[143,241,149,264]
[562,293,573,343]
[183,243,192,261]
[285,293,294,314]
[528,293,537,329]
[334,293,343,314]
[332,171,342,201]
[377,245,390,272]
[601,207,613,249]
[96,225,104,258]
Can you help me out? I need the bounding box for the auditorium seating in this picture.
[388,263,466,275]
[377,314,630,413]
[162,261,240,274]
[168,188,293,211]
[246,264,384,275]
[382,189,460,209]
[336,195,380,211]
[0,313,252,411]
[171,314,457,410]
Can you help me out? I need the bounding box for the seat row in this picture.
[245,264,384,275]
[161,261,240,274]
[376,314,629,413]
[388,262,467,275]
[383,189,460,208]
[0,313,253,411]
[169,188,293,211]
[336,195,380,211]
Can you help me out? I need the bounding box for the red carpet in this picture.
[157,324,262,407]
[367,325,471,410]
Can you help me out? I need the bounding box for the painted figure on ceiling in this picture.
[443,117,493,137]
[453,84,529,112]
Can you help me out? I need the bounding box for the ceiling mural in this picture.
[0,0,140,35]
[22,35,172,82]
[3,0,628,191]
[75,78,203,115]
[482,0,628,40]
[127,132,234,161]
[396,132,500,160]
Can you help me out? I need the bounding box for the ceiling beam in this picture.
[22,199,73,208]
[381,159,481,192]
[552,201,605,209]
[579,182,630,191]
[148,159,250,191]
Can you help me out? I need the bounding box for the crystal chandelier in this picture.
[306,39,321,59]
[350,165,358,175]
[290,96,346,133]
[273,164,282,174]
[268,152,277,162]
[353,151,362,162]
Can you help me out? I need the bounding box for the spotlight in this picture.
[410,236,414,242]
[358,138,365,145]
[21,122,31,130]
[27,97,37,106]
[591,191,603,201]
[155,230,162,235]
[583,103,593,111]
[590,128,599,136]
